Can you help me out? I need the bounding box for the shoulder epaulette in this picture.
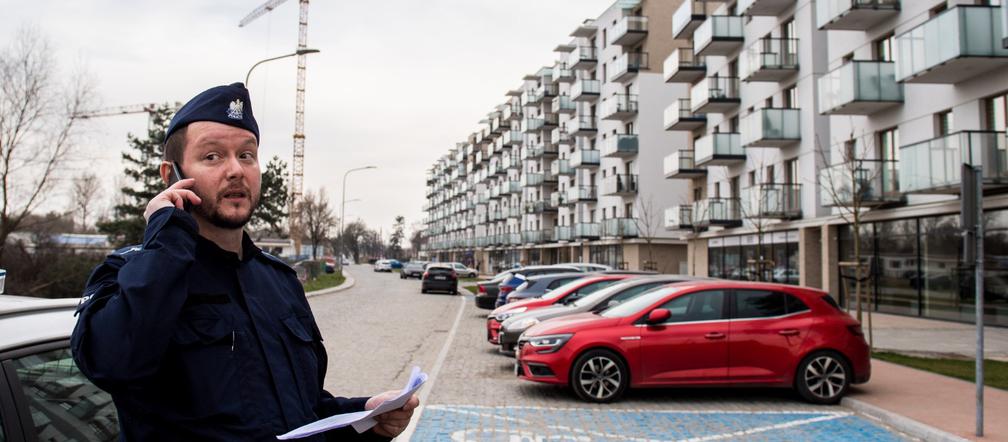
[114,245,143,257]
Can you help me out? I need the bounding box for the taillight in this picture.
[422,271,429,280]
[451,271,458,279]
[500,286,514,294]
[847,324,864,337]
[478,285,486,293]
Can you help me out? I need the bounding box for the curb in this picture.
[305,269,356,298]
[841,397,971,442]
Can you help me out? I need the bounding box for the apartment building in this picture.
[425,0,1008,326]
[661,0,1008,327]
[425,0,693,274]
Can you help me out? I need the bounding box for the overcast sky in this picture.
[2,0,615,238]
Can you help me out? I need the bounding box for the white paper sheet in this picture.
[276,366,427,440]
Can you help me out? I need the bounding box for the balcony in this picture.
[664,98,706,131]
[695,197,743,227]
[504,155,522,170]
[602,218,639,238]
[553,128,573,145]
[611,15,648,46]
[525,201,558,215]
[601,94,639,121]
[664,48,707,84]
[499,180,520,195]
[504,104,522,121]
[567,186,598,203]
[694,16,744,57]
[664,150,707,179]
[818,60,903,115]
[488,209,503,222]
[899,131,1008,194]
[602,134,639,158]
[571,79,601,102]
[523,118,544,133]
[523,142,559,159]
[551,191,569,208]
[611,52,649,83]
[574,223,601,240]
[489,185,501,200]
[745,183,802,219]
[552,159,574,177]
[601,174,639,197]
[552,96,576,114]
[506,233,523,246]
[691,76,740,114]
[570,46,598,70]
[522,229,555,244]
[673,0,723,39]
[554,225,573,242]
[502,130,524,146]
[895,5,1008,84]
[820,159,903,207]
[665,206,695,230]
[507,206,522,219]
[740,108,801,147]
[817,0,900,31]
[570,149,601,169]
[695,133,744,166]
[521,173,545,187]
[738,0,794,17]
[742,38,798,82]
[569,115,598,136]
[554,64,574,83]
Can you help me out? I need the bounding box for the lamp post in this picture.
[245,48,320,86]
[338,166,376,273]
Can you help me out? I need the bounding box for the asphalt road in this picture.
[310,265,911,441]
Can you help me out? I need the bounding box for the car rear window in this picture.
[428,267,453,274]
[547,277,579,289]
[821,294,843,311]
[734,290,786,318]
[786,294,810,313]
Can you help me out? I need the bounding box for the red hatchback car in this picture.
[486,275,630,346]
[516,281,870,405]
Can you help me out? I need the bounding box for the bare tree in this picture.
[735,153,778,282]
[299,188,335,260]
[816,131,890,349]
[674,191,712,277]
[71,172,101,232]
[0,27,95,264]
[631,194,661,272]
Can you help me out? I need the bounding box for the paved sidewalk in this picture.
[868,312,1008,360]
[847,359,1006,441]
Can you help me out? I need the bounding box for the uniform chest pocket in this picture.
[280,315,321,407]
[173,315,232,346]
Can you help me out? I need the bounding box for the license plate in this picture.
[434,276,446,280]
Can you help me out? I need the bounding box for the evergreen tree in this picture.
[98,105,175,247]
[250,155,289,235]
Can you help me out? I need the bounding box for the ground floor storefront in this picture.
[432,240,688,276]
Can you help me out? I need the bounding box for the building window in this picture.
[783,86,797,108]
[935,110,954,136]
[985,92,1007,131]
[874,33,896,62]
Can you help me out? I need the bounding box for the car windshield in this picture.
[541,277,595,300]
[569,279,647,308]
[600,286,686,318]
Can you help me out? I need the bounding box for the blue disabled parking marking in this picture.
[410,405,906,441]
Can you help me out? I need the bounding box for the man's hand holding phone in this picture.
[145,177,202,222]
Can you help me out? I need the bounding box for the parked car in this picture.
[475,271,516,310]
[559,262,614,272]
[487,274,629,346]
[494,265,583,308]
[401,261,428,279]
[516,281,871,404]
[447,262,478,278]
[498,275,700,353]
[389,259,403,270]
[374,259,392,272]
[421,264,458,294]
[0,295,120,441]
[504,273,587,304]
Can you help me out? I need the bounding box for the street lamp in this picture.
[338,166,376,273]
[245,48,321,85]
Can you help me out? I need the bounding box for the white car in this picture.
[447,262,478,278]
[374,259,393,272]
[559,262,613,272]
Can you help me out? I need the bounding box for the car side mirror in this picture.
[646,309,671,324]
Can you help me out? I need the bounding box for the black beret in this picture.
[165,82,259,144]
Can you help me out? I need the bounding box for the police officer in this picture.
[71,83,417,441]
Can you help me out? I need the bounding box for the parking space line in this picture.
[676,413,849,442]
[434,406,661,442]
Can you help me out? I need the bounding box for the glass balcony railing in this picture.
[691,76,740,113]
[820,159,903,207]
[552,159,574,176]
[673,0,722,39]
[895,5,1008,83]
[574,223,601,238]
[745,183,802,219]
[611,15,648,46]
[602,174,639,196]
[569,115,598,135]
[567,186,598,202]
[611,52,649,82]
[817,0,900,30]
[696,197,743,226]
[507,233,522,245]
[502,130,524,146]
[694,15,744,56]
[742,37,798,81]
[571,79,601,101]
[602,94,639,120]
[552,128,572,145]
[554,225,573,241]
[524,201,557,214]
[524,118,544,133]
[818,60,903,115]
[602,134,639,158]
[663,149,706,178]
[570,149,601,168]
[603,218,639,237]
[695,132,744,166]
[740,108,801,147]
[521,173,545,187]
[899,131,1008,193]
[664,98,706,130]
[552,95,576,114]
[663,48,706,83]
[665,206,694,229]
[570,46,598,68]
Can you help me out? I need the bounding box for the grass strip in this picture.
[873,351,1008,390]
[303,272,346,293]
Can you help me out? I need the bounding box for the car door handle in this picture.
[704,332,725,340]
[778,329,799,336]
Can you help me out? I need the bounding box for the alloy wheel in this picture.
[803,355,847,400]
[577,356,622,401]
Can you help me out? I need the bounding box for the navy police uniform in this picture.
[71,83,388,441]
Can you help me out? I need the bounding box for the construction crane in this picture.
[72,102,182,131]
[239,0,311,256]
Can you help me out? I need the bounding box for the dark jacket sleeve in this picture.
[71,207,199,391]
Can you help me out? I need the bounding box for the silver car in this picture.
[0,295,119,441]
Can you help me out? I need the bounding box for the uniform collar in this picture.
[197,232,262,264]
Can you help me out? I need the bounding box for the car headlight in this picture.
[496,307,526,321]
[526,333,573,354]
[513,318,540,330]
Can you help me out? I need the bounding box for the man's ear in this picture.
[159,162,173,186]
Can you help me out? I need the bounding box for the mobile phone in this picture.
[169,162,192,212]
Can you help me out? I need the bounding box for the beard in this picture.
[192,188,261,230]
